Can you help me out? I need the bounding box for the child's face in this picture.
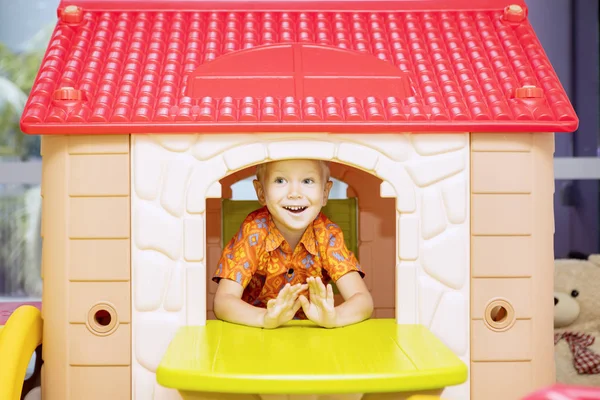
[253,160,333,235]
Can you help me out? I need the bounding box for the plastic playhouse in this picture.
[0,0,581,399]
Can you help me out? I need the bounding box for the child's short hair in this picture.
[255,160,331,182]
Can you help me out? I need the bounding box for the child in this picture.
[212,159,373,329]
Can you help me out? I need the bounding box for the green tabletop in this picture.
[157,319,467,395]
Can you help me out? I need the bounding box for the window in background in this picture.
[0,184,41,300]
[528,0,600,257]
[0,0,58,301]
[231,175,349,200]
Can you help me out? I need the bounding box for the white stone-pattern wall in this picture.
[130,133,470,400]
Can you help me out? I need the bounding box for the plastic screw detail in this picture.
[503,4,526,22]
[61,5,83,24]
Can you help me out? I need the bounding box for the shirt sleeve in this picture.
[212,215,262,289]
[323,224,365,282]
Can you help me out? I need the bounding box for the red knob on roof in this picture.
[515,85,543,99]
[61,5,83,24]
[53,87,83,101]
[503,4,526,23]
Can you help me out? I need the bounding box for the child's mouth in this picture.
[283,206,308,214]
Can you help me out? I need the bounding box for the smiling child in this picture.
[212,159,373,329]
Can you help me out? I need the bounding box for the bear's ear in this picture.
[589,254,600,267]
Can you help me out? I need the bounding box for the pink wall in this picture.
[206,163,396,319]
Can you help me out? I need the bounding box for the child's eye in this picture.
[274,178,286,184]
[303,178,314,184]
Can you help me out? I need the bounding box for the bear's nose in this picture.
[554,297,559,306]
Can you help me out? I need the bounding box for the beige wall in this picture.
[41,135,131,400]
[470,133,555,399]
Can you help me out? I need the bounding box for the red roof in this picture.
[20,0,578,134]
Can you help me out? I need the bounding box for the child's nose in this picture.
[287,183,302,198]
[287,190,302,199]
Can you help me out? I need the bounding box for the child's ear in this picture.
[253,179,266,205]
[322,180,333,205]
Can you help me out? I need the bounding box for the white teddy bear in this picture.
[554,252,600,386]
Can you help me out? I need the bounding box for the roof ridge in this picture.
[58,0,526,12]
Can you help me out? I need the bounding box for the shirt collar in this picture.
[264,208,319,256]
[265,211,285,252]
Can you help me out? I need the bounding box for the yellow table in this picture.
[157,319,467,395]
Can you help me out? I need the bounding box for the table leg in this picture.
[180,392,261,400]
[259,395,363,400]
[362,391,442,400]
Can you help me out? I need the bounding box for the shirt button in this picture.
[288,268,294,275]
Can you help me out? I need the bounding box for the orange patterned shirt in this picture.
[213,206,364,319]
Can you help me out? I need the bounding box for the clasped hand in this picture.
[262,277,337,329]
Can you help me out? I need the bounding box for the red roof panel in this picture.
[20,0,578,134]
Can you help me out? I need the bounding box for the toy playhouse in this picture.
[8,0,580,399]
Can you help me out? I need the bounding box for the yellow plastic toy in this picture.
[0,305,43,400]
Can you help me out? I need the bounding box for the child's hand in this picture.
[299,277,337,328]
[263,283,307,329]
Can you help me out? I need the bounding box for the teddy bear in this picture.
[554,251,600,386]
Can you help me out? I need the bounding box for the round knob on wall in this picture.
[86,303,119,336]
[484,298,516,332]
